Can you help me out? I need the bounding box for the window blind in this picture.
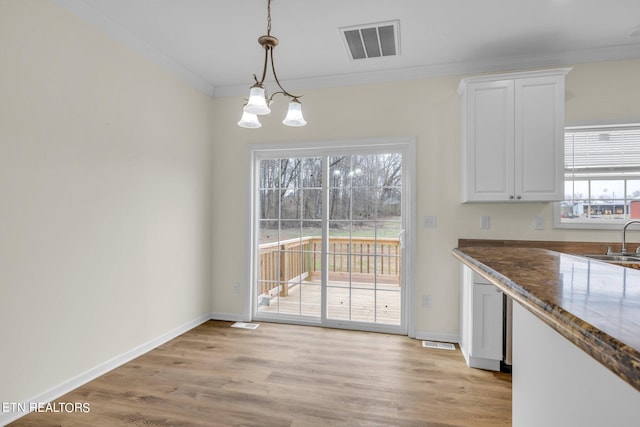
[565,124,640,177]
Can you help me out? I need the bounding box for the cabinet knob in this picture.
[517,195,522,200]
[509,195,514,200]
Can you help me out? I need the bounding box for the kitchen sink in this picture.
[582,254,640,262]
[581,221,640,265]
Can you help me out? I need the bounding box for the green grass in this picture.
[260,217,402,244]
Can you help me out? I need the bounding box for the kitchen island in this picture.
[453,247,640,427]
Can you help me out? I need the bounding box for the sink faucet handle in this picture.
[606,245,612,255]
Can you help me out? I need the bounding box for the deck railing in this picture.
[258,236,401,297]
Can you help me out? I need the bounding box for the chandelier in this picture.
[237,0,307,128]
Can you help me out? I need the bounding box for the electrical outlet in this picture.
[534,215,545,230]
[232,283,240,295]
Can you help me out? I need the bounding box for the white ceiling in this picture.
[53,0,640,97]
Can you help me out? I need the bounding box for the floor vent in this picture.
[422,341,456,351]
[231,322,260,330]
[340,20,400,60]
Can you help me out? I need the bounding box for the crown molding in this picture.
[215,43,640,98]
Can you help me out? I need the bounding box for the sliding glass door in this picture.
[256,156,323,318]
[326,154,403,326]
[251,141,412,334]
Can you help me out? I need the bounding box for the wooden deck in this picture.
[258,279,401,325]
[258,236,401,299]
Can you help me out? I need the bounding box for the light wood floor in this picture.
[10,321,511,427]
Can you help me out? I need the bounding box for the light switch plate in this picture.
[480,215,490,229]
[421,295,432,308]
[423,215,437,229]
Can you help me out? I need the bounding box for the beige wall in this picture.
[0,0,213,405]
[210,59,640,337]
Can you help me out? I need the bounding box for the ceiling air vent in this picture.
[340,20,400,60]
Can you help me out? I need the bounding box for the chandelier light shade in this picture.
[238,0,306,128]
[282,98,307,127]
[237,110,262,128]
[244,85,271,115]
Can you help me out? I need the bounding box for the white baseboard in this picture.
[0,313,211,426]
[210,311,246,322]
[414,330,459,344]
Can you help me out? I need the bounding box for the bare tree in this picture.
[259,153,402,229]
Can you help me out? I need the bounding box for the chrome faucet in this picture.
[621,220,640,254]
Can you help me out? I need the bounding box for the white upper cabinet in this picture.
[459,68,570,202]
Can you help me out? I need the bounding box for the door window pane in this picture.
[259,159,279,189]
[280,190,300,220]
[259,189,280,220]
[377,290,401,324]
[350,289,375,323]
[302,189,322,219]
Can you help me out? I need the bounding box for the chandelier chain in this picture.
[266,0,272,36]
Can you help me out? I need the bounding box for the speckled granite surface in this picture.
[453,246,640,392]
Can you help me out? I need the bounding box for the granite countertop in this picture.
[453,246,640,392]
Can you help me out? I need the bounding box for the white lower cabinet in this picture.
[459,265,504,371]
